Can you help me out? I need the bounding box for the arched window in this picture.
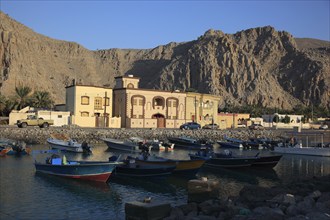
[153,96,165,109]
[81,111,89,117]
[127,83,134,88]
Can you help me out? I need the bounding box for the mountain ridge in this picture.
[1,12,329,110]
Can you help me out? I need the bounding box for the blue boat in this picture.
[113,159,176,177]
[33,150,121,182]
[190,152,256,168]
[189,148,282,168]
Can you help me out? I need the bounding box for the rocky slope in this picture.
[1,12,329,109]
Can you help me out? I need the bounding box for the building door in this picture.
[152,114,165,128]
[95,113,101,127]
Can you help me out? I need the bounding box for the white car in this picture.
[319,124,328,130]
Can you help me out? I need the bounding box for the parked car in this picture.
[237,124,247,128]
[319,124,328,130]
[180,122,201,130]
[202,123,219,129]
[249,124,264,130]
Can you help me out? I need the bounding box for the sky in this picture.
[1,1,329,50]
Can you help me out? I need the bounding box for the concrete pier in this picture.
[125,199,171,220]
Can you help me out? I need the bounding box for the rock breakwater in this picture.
[165,175,330,220]
[0,126,285,144]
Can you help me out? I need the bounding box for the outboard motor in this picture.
[82,141,92,154]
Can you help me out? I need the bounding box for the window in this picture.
[133,99,137,105]
[132,115,137,118]
[127,83,134,88]
[57,115,62,118]
[173,101,177,107]
[139,99,143,106]
[81,112,89,117]
[94,97,102,109]
[81,96,89,105]
[154,97,164,106]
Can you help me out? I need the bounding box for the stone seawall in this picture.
[0,126,285,144]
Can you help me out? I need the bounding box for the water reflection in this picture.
[274,154,330,184]
[1,143,330,220]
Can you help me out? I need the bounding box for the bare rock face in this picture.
[1,12,329,109]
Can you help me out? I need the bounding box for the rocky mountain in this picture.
[1,12,329,110]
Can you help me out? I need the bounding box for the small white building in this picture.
[262,113,303,123]
[9,107,70,127]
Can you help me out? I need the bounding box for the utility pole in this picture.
[104,91,107,127]
[194,96,197,122]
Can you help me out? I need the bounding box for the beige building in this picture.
[62,75,221,129]
[217,113,250,129]
[65,85,120,128]
[185,92,220,127]
[113,75,186,128]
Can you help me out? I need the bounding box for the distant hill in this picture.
[295,38,330,49]
[0,12,329,110]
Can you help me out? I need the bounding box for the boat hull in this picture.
[135,158,205,173]
[47,138,84,153]
[35,161,118,182]
[114,163,176,177]
[190,155,255,168]
[167,137,212,150]
[217,141,243,149]
[102,138,141,153]
[252,155,283,167]
[273,147,330,157]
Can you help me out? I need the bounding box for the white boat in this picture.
[47,138,92,153]
[103,137,174,153]
[102,137,144,153]
[148,140,174,151]
[273,145,330,157]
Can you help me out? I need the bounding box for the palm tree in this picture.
[31,90,54,109]
[15,85,32,110]
[0,94,7,116]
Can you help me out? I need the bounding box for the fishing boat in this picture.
[102,137,145,153]
[33,150,120,182]
[217,141,244,149]
[0,139,31,156]
[111,157,176,177]
[47,137,92,153]
[217,136,245,149]
[149,140,174,151]
[167,136,213,150]
[189,149,256,168]
[133,153,205,173]
[190,148,282,168]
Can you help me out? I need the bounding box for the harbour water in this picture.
[1,143,330,220]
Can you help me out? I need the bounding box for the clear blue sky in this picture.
[1,1,329,50]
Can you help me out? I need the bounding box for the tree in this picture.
[273,115,280,123]
[14,85,32,110]
[30,90,54,109]
[0,94,7,116]
[282,115,291,123]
